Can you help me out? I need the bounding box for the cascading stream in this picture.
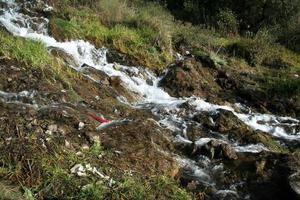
[0,0,298,142]
[0,0,299,198]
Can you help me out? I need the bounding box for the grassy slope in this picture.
[48,0,300,100]
[49,0,174,70]
[0,29,193,199]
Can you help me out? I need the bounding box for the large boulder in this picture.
[193,139,238,160]
[289,172,300,198]
[159,58,220,98]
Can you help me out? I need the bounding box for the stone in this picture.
[48,124,58,132]
[109,76,121,87]
[49,47,77,67]
[199,140,238,160]
[159,58,220,98]
[289,172,300,197]
[146,78,153,86]
[78,122,85,130]
[70,164,87,177]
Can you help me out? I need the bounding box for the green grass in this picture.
[0,29,82,90]
[49,1,173,69]
[78,184,107,200]
[0,31,53,68]
[111,175,192,200]
[267,76,300,97]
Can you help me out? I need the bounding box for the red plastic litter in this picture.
[88,113,109,123]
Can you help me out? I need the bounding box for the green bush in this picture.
[226,38,262,66]
[278,14,300,53]
[217,9,239,36]
[268,77,300,97]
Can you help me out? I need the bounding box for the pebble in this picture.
[78,122,85,130]
[48,124,58,132]
[65,140,70,148]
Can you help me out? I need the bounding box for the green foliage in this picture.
[78,184,106,200]
[150,175,193,200]
[0,29,80,89]
[113,176,149,199]
[155,0,300,33]
[97,0,135,25]
[86,141,103,157]
[49,0,300,72]
[226,38,263,66]
[0,182,24,200]
[23,187,34,200]
[267,77,300,97]
[112,175,192,200]
[278,14,300,53]
[217,9,239,36]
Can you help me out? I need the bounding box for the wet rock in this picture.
[146,78,153,86]
[289,172,300,197]
[193,111,215,129]
[213,110,241,133]
[193,140,238,160]
[49,47,77,67]
[0,2,6,9]
[193,109,288,154]
[213,190,239,200]
[21,0,54,17]
[106,49,137,66]
[225,152,299,200]
[80,65,111,84]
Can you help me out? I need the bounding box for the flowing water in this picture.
[0,0,299,198]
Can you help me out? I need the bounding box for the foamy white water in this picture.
[0,0,299,144]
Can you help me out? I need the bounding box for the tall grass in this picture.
[49,0,176,69]
[0,31,53,68]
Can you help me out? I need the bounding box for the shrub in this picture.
[267,77,300,97]
[226,38,262,66]
[278,14,300,53]
[217,8,239,36]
